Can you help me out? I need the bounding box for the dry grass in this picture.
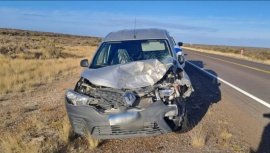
[232,144,242,151]
[220,129,233,140]
[0,57,88,98]
[59,116,73,143]
[183,46,270,65]
[189,124,208,148]
[0,94,79,153]
[86,132,101,149]
[0,133,40,153]
[215,124,234,149]
[0,108,71,153]
[0,28,100,153]
[0,58,75,92]
[0,28,99,99]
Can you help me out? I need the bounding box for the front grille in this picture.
[92,122,162,136]
[90,88,126,108]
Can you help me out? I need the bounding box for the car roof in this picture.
[103,28,169,42]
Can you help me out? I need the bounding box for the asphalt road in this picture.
[183,49,270,122]
[184,49,270,150]
[184,49,270,106]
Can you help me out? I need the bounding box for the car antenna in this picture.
[134,16,136,39]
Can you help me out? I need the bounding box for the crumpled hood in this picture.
[81,57,174,89]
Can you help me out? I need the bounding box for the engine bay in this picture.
[71,67,189,113]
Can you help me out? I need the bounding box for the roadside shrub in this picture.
[189,124,208,148]
[0,46,9,54]
[42,44,62,59]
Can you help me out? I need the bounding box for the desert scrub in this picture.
[189,124,208,148]
[0,28,101,60]
[42,43,63,59]
[183,44,270,63]
[0,28,102,48]
[0,28,98,98]
[86,132,101,149]
[0,101,72,153]
[0,45,96,99]
[0,57,83,97]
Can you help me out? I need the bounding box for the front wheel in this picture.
[174,112,190,133]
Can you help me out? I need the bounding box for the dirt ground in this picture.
[1,63,261,153]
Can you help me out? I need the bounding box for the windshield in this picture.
[90,39,171,68]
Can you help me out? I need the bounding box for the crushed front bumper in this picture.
[65,98,179,139]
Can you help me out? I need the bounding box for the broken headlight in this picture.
[66,89,89,106]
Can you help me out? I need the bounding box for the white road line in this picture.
[186,61,270,109]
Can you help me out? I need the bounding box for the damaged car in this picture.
[65,28,194,139]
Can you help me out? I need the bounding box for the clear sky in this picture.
[0,1,269,48]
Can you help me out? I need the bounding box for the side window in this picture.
[171,37,176,45]
[96,44,111,65]
[167,36,177,58]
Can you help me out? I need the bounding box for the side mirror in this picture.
[178,55,184,64]
[80,59,89,67]
[177,42,183,47]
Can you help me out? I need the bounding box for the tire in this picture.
[174,112,190,133]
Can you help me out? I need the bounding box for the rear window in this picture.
[141,41,166,51]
